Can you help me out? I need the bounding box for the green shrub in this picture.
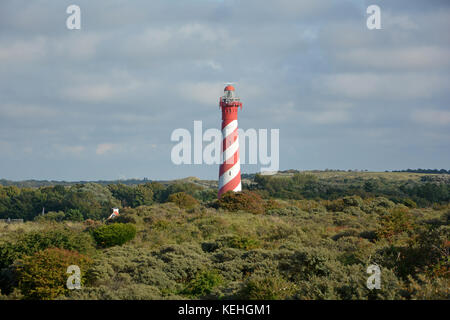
[218,191,265,214]
[264,199,282,212]
[0,229,95,269]
[238,275,295,299]
[182,270,223,297]
[213,235,260,251]
[107,214,137,224]
[65,209,84,221]
[266,206,305,217]
[15,248,92,300]
[93,223,136,248]
[342,196,364,208]
[376,207,416,240]
[0,242,19,269]
[34,211,65,222]
[406,274,449,299]
[279,247,336,281]
[168,192,199,209]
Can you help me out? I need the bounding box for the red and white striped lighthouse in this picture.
[218,85,243,198]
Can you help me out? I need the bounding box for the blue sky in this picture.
[0,0,449,181]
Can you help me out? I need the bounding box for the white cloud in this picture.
[318,73,450,100]
[303,110,350,124]
[335,46,450,70]
[195,60,223,71]
[0,103,59,118]
[177,81,224,105]
[411,110,450,126]
[96,143,117,155]
[61,80,143,103]
[53,33,101,60]
[383,12,420,31]
[56,145,85,155]
[0,37,47,63]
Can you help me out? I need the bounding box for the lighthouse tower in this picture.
[218,85,243,198]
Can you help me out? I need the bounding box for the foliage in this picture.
[15,248,92,300]
[252,172,450,206]
[34,211,65,222]
[376,207,416,240]
[238,275,296,299]
[182,270,223,297]
[168,192,199,209]
[65,209,84,222]
[92,223,137,248]
[0,171,449,300]
[218,191,265,214]
[0,228,95,269]
[108,183,154,208]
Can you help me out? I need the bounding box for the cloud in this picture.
[96,143,117,155]
[177,81,224,105]
[411,110,450,126]
[335,46,450,70]
[0,0,449,180]
[303,110,350,124]
[317,73,450,100]
[0,37,47,63]
[61,80,144,103]
[56,145,85,156]
[0,103,58,118]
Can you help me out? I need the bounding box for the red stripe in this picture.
[221,118,235,129]
[218,170,241,198]
[219,150,239,176]
[222,127,238,152]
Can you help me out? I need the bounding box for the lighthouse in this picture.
[218,85,243,198]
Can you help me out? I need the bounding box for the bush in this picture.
[264,199,282,212]
[238,275,295,299]
[216,235,260,251]
[15,248,92,300]
[342,196,364,208]
[218,191,265,214]
[34,211,65,222]
[182,270,223,297]
[0,229,95,269]
[279,247,336,281]
[93,223,136,248]
[376,207,416,240]
[168,192,199,209]
[65,209,84,221]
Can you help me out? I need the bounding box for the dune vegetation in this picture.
[0,171,448,300]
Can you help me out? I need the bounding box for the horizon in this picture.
[1,167,449,183]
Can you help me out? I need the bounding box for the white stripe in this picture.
[222,120,237,137]
[233,182,242,192]
[222,139,239,163]
[219,159,240,188]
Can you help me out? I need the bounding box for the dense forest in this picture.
[0,171,448,300]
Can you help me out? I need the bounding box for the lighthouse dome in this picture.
[224,85,235,91]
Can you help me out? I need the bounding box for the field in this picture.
[0,171,448,300]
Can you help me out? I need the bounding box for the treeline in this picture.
[251,173,450,207]
[2,172,450,221]
[392,169,450,174]
[0,178,153,188]
[0,182,216,221]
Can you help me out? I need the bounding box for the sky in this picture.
[0,0,449,181]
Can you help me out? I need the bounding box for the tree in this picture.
[15,248,92,300]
